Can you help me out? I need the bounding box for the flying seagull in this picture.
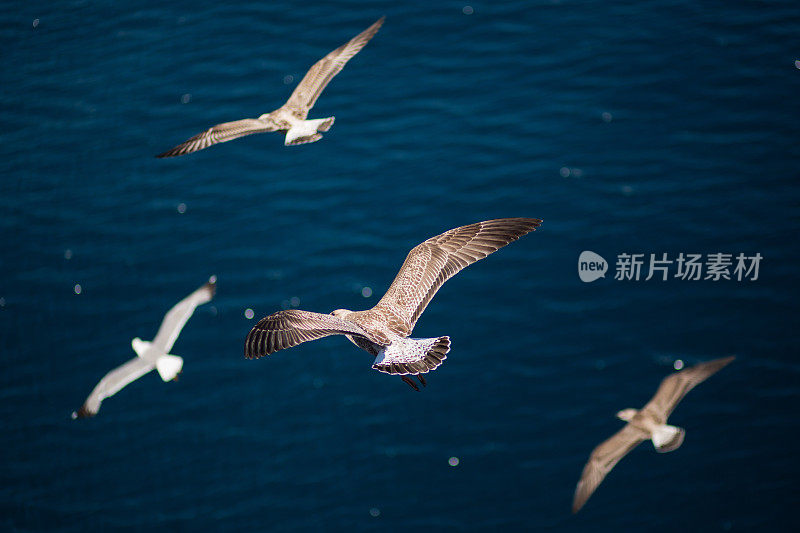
[571,356,735,513]
[72,277,216,418]
[245,218,542,390]
[156,17,384,157]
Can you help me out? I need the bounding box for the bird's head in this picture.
[131,337,146,355]
[330,309,353,319]
[616,408,638,421]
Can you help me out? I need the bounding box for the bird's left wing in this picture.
[72,356,155,418]
[156,118,280,158]
[245,309,374,359]
[572,424,649,513]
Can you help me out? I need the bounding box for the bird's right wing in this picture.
[72,356,155,418]
[370,218,542,337]
[282,17,384,117]
[245,309,374,359]
[572,424,649,513]
[644,356,735,421]
[152,277,217,354]
[156,118,280,158]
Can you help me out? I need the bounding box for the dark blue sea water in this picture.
[2,0,799,530]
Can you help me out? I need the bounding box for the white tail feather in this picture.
[372,336,450,375]
[652,424,685,453]
[284,117,334,145]
[156,355,183,381]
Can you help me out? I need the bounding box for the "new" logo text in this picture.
[578,251,608,282]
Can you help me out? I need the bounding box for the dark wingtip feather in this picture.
[205,275,217,297]
[572,482,591,514]
[702,355,735,375]
[680,355,736,379]
[244,328,258,359]
[71,404,95,419]
[155,148,178,159]
[364,16,386,36]
[244,320,269,360]
[479,217,543,241]
[715,355,736,367]
[504,217,543,232]
[156,143,194,158]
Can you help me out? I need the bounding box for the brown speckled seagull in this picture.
[245,218,542,390]
[572,356,735,513]
[156,17,384,157]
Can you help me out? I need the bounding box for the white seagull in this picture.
[572,356,735,513]
[72,277,216,418]
[156,17,384,157]
[245,218,542,390]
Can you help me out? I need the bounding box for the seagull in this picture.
[72,277,217,418]
[571,356,735,513]
[156,17,384,157]
[245,218,542,390]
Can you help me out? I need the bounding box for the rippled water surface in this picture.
[2,0,799,530]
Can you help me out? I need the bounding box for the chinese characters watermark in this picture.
[579,251,761,282]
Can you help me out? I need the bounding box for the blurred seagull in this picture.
[156,17,384,157]
[572,356,735,513]
[245,218,542,390]
[72,277,216,418]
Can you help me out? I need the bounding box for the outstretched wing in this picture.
[572,424,649,513]
[644,356,735,422]
[72,356,155,418]
[245,310,374,359]
[370,218,542,337]
[156,118,280,158]
[152,277,216,353]
[282,17,384,117]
